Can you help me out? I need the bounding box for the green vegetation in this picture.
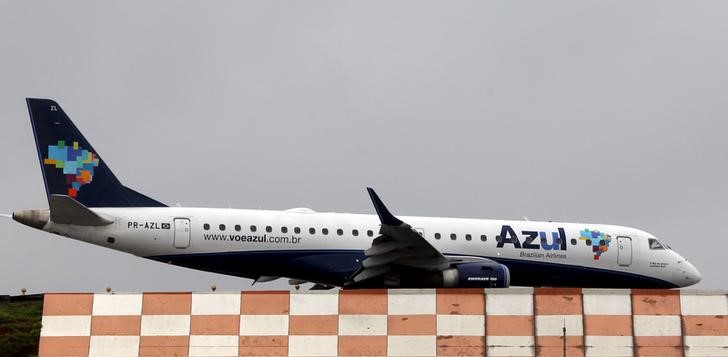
[0,296,43,357]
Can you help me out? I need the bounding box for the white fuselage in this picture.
[39,206,701,288]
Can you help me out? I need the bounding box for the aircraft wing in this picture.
[348,188,452,284]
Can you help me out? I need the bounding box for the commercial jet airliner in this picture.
[4,98,701,289]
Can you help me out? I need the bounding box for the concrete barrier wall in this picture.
[38,288,728,357]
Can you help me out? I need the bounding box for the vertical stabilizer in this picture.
[27,98,166,208]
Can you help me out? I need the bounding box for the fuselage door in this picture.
[174,218,191,249]
[617,236,632,266]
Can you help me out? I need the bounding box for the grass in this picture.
[0,296,43,357]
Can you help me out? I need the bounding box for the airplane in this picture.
[3,98,701,289]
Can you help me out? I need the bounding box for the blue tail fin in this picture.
[27,98,166,208]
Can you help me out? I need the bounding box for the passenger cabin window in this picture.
[367,230,373,237]
[322,228,329,235]
[309,228,316,234]
[281,227,288,233]
[649,238,665,250]
[219,224,226,231]
[450,233,457,240]
[435,233,441,240]
[480,235,487,242]
[465,234,472,241]
[294,227,301,234]
[352,229,359,236]
[250,225,257,232]
[266,226,272,233]
[234,225,241,232]
[337,229,343,236]
[203,224,210,231]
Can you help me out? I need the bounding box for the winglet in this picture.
[366,187,404,226]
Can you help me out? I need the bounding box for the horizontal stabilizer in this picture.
[50,194,113,226]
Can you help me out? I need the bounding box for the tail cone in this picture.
[12,209,49,230]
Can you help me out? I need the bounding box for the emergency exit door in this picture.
[174,218,190,248]
[617,236,632,266]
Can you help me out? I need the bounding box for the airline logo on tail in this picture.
[43,140,100,197]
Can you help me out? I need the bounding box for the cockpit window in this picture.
[648,238,665,250]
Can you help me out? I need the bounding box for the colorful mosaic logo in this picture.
[579,229,612,260]
[44,140,100,198]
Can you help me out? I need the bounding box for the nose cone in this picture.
[677,260,701,287]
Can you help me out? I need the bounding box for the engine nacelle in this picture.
[441,262,511,288]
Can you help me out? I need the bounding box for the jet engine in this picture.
[441,262,511,288]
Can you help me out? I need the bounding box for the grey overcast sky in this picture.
[1,1,726,295]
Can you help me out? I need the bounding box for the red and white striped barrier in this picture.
[38,288,728,356]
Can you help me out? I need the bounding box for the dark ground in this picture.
[0,294,42,357]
